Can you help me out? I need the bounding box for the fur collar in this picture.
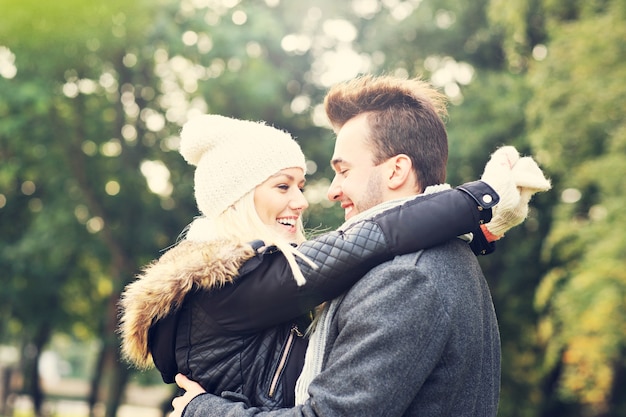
[118,239,256,369]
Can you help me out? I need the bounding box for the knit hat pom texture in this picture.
[179,114,306,219]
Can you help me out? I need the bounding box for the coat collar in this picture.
[118,239,257,369]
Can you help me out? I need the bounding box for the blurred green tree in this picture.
[0,0,194,415]
[527,2,626,415]
[476,0,626,415]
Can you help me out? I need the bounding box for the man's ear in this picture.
[386,154,415,190]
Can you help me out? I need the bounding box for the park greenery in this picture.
[1,0,624,416]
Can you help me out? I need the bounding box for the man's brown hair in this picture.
[324,74,449,192]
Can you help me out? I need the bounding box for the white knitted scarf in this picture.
[295,184,471,404]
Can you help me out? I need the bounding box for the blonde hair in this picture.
[184,189,314,285]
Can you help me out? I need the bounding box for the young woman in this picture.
[118,114,517,410]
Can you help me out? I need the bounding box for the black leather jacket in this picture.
[128,182,498,409]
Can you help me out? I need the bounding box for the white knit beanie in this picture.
[179,114,307,219]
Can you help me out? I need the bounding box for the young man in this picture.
[169,75,549,417]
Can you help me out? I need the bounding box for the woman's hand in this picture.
[480,146,551,240]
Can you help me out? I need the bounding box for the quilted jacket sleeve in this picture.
[209,181,498,332]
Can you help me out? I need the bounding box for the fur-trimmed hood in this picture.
[118,239,256,369]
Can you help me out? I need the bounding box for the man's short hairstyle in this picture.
[324,74,449,192]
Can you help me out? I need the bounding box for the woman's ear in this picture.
[386,154,415,190]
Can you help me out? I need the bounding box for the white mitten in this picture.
[480,146,551,240]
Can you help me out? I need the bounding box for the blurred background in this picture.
[0,0,624,416]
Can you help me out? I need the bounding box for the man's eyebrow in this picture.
[330,157,346,168]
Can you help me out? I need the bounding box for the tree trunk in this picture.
[87,340,106,417]
[21,323,51,417]
[104,358,130,417]
[0,366,15,416]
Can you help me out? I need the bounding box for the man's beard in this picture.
[355,171,384,214]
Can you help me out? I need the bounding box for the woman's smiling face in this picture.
[253,167,308,241]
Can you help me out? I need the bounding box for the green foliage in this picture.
[527,2,626,414]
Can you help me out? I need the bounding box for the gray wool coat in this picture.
[182,238,501,417]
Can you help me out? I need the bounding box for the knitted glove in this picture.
[480,146,551,241]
